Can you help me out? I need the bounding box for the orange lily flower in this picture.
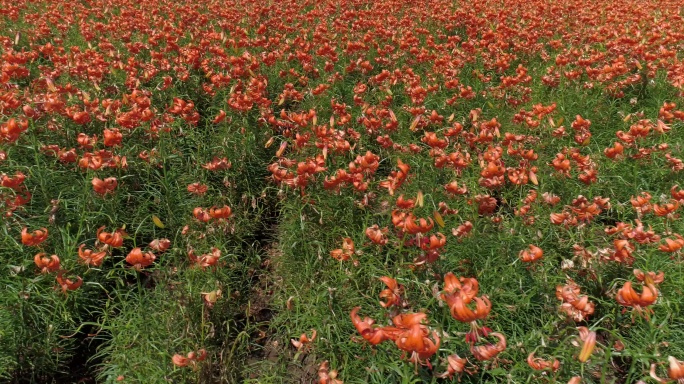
[330,238,354,261]
[97,226,125,248]
[653,200,679,217]
[470,332,506,361]
[396,194,415,209]
[436,354,467,379]
[56,270,83,293]
[125,247,156,270]
[444,180,468,195]
[187,182,208,196]
[394,323,440,365]
[671,185,684,202]
[556,280,595,322]
[391,210,407,229]
[34,253,60,273]
[474,194,498,215]
[420,233,446,251]
[519,244,543,262]
[604,142,624,159]
[403,214,434,234]
[550,211,577,227]
[441,273,479,304]
[627,220,660,244]
[91,177,117,195]
[391,312,428,329]
[209,205,232,220]
[78,245,107,267]
[149,238,171,253]
[103,128,122,146]
[527,352,560,371]
[378,158,410,195]
[172,349,207,368]
[438,202,458,215]
[650,356,684,383]
[202,157,231,171]
[612,239,635,264]
[188,247,221,269]
[172,354,191,368]
[452,221,473,238]
[76,133,97,149]
[318,361,343,384]
[633,269,664,285]
[193,207,211,222]
[630,192,652,215]
[21,227,49,246]
[365,225,388,245]
[542,192,561,206]
[448,295,491,323]
[1,171,25,190]
[669,356,684,381]
[213,110,227,124]
[616,280,658,312]
[577,327,596,362]
[659,234,684,253]
[291,329,317,350]
[378,276,404,308]
[350,307,400,345]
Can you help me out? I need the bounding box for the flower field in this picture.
[3,0,684,382]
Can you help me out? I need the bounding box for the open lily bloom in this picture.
[125,248,156,270]
[21,227,49,247]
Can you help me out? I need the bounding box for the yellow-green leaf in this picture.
[152,215,166,229]
[433,211,445,228]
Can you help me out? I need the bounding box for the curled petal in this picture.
[378,276,403,308]
[437,354,467,379]
[392,312,427,329]
[471,332,506,361]
[350,307,398,345]
[56,271,83,293]
[527,352,560,371]
[448,295,491,323]
[291,329,317,350]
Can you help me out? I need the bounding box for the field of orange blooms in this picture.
[3,0,684,382]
